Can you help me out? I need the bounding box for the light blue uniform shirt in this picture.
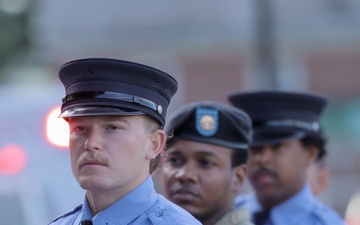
[48,176,201,225]
[235,184,346,225]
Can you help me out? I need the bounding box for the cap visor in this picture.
[59,106,145,118]
[251,130,307,146]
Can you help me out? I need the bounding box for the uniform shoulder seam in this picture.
[47,203,82,224]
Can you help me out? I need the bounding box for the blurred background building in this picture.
[0,0,360,224]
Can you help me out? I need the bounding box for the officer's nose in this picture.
[174,162,198,183]
[252,146,273,164]
[84,129,102,151]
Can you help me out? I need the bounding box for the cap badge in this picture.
[196,107,219,137]
[157,105,163,114]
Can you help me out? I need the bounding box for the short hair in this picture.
[231,149,248,167]
[300,131,327,161]
[143,115,164,175]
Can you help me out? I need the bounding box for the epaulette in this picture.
[311,201,345,224]
[47,204,83,225]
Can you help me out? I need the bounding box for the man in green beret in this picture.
[160,101,254,225]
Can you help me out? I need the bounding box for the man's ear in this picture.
[305,146,319,166]
[145,129,166,160]
[231,164,247,196]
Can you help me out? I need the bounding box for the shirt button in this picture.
[154,207,163,217]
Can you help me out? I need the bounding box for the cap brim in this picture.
[59,106,145,118]
[174,134,249,150]
[251,129,307,146]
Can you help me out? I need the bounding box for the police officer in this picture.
[48,58,201,225]
[160,101,254,225]
[228,91,346,225]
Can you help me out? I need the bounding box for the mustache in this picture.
[171,186,199,197]
[252,167,278,179]
[78,153,109,167]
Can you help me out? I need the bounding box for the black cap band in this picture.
[62,91,162,114]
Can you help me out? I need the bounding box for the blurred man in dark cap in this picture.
[48,58,201,225]
[160,101,254,225]
[228,91,346,225]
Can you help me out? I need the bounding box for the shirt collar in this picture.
[80,175,158,225]
[271,184,317,224]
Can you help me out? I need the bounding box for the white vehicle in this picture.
[0,85,83,225]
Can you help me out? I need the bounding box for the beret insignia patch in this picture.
[196,107,218,136]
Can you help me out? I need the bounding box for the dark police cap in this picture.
[165,101,252,150]
[228,91,327,146]
[59,58,178,126]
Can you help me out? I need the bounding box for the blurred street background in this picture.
[1,1,360,224]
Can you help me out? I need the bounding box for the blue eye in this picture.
[106,125,119,130]
[73,126,85,132]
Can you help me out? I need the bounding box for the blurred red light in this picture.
[0,144,27,175]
